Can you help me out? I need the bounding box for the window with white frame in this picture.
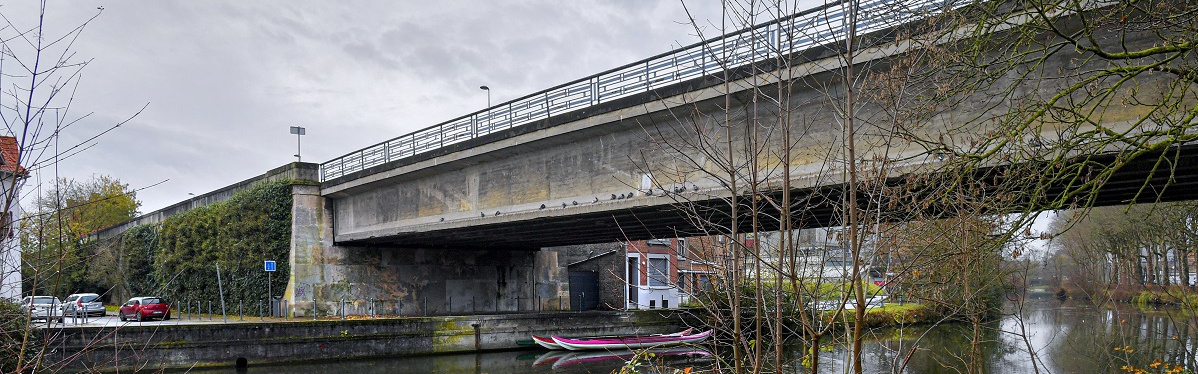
[648,257,670,287]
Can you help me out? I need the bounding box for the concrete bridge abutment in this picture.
[88,162,574,317]
[285,183,570,317]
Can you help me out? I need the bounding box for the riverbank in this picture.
[842,302,933,327]
[1130,287,1198,311]
[167,300,1198,374]
[49,310,685,372]
[1062,284,1198,312]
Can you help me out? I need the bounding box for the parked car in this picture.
[845,295,888,310]
[809,295,888,312]
[118,297,171,322]
[810,299,844,312]
[19,296,62,321]
[62,293,106,318]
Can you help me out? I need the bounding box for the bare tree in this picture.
[635,0,1024,372]
[0,2,146,372]
[636,0,1194,372]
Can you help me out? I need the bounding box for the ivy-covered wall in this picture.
[113,180,292,304]
[120,224,159,298]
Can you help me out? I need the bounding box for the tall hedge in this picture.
[148,180,293,304]
[120,223,160,298]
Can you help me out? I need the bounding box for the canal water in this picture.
[191,300,1196,373]
[810,299,1196,373]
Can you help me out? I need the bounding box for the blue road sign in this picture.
[264,260,277,272]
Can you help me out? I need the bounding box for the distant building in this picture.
[559,242,626,311]
[557,237,711,311]
[626,238,682,309]
[675,237,717,306]
[0,136,26,301]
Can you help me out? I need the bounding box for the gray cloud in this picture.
[7,0,789,213]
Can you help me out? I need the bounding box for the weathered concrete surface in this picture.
[532,250,571,311]
[287,184,566,316]
[319,8,1186,250]
[316,19,875,249]
[318,19,934,248]
[52,311,684,372]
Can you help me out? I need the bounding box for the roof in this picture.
[0,136,26,176]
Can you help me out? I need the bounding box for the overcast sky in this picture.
[9,1,783,213]
[2,1,1057,252]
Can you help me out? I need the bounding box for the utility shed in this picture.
[549,242,626,311]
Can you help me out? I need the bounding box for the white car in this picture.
[811,295,888,312]
[846,295,888,309]
[62,293,106,317]
[20,296,62,321]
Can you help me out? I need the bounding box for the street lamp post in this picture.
[478,86,491,136]
[289,126,306,162]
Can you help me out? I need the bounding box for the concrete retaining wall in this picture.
[90,162,320,241]
[51,311,684,372]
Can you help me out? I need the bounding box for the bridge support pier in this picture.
[286,185,570,317]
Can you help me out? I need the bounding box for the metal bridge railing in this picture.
[320,0,952,182]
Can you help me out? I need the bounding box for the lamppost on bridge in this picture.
[290,126,306,162]
[479,86,491,135]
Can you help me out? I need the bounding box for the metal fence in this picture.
[319,0,954,181]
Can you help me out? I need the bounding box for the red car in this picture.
[118,297,171,322]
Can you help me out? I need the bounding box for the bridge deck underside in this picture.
[341,144,1198,250]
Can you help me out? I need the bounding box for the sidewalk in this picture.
[40,312,407,328]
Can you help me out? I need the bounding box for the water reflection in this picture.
[186,347,712,374]
[1037,303,1196,373]
[186,301,1195,373]
[189,350,601,374]
[534,347,712,371]
[808,300,1197,373]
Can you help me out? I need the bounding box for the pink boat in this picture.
[532,328,693,350]
[550,329,712,351]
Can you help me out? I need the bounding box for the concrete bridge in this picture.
[95,0,1198,316]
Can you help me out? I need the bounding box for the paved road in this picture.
[36,313,279,328]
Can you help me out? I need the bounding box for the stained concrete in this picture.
[319,7,1181,251]
[52,311,685,372]
[287,182,568,316]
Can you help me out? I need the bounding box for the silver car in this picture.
[62,293,105,317]
[19,296,62,321]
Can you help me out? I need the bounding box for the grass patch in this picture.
[828,302,933,327]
